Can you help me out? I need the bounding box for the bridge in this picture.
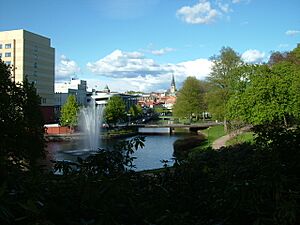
[127,122,222,134]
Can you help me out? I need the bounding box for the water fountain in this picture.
[79,99,105,151]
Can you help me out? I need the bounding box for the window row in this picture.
[0,43,12,49]
[0,52,11,58]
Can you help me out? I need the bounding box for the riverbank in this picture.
[45,130,138,142]
[45,132,82,142]
[212,125,253,149]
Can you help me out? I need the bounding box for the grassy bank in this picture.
[103,128,138,139]
[226,132,255,146]
[193,125,225,150]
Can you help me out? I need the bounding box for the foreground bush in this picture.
[173,134,206,162]
[1,127,299,225]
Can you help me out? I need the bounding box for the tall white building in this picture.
[0,29,55,122]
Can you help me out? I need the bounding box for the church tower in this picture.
[170,74,176,95]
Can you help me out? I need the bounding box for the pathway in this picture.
[212,126,252,150]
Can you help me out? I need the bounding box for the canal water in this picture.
[46,134,189,171]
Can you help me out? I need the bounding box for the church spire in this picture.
[170,74,176,95]
[171,74,175,87]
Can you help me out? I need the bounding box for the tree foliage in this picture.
[227,45,300,126]
[128,104,142,118]
[1,127,300,225]
[0,60,45,173]
[206,47,242,124]
[104,95,126,125]
[60,95,79,128]
[173,76,206,120]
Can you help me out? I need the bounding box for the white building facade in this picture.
[54,79,87,121]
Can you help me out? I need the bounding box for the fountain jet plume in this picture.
[79,99,105,151]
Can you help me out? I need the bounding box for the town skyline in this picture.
[1,0,300,92]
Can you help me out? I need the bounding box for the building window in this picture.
[5,52,11,57]
[0,44,2,49]
[5,44,11,49]
[0,53,2,58]
[34,62,37,68]
[42,98,47,104]
[5,61,11,65]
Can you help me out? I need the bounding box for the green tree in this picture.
[227,64,296,126]
[105,95,126,125]
[18,78,45,167]
[128,104,142,118]
[0,61,45,173]
[227,45,300,127]
[173,77,206,122]
[60,95,79,130]
[154,105,169,115]
[207,47,242,131]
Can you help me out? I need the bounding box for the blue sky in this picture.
[1,0,300,92]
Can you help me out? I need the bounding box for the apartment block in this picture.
[0,29,55,122]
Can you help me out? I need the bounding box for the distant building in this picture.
[137,91,176,111]
[0,29,55,123]
[103,84,110,93]
[161,96,177,110]
[54,79,87,121]
[87,85,138,111]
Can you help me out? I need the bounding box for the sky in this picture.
[1,0,300,92]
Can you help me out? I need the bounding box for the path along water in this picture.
[212,126,252,149]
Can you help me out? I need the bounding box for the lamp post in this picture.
[207,127,210,145]
[127,113,131,126]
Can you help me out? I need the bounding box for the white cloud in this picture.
[83,75,173,93]
[176,0,241,25]
[55,55,81,81]
[150,47,175,56]
[87,50,212,92]
[178,59,213,79]
[242,49,266,64]
[87,50,166,78]
[176,0,219,24]
[217,2,231,13]
[285,30,300,36]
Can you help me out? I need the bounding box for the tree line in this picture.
[173,45,300,130]
[60,94,143,129]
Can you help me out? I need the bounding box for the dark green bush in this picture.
[1,127,299,225]
[173,134,206,162]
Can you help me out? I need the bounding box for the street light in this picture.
[127,113,131,125]
[207,127,211,145]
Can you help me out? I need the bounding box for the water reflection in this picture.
[46,134,187,171]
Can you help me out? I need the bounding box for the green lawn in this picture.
[193,125,226,150]
[226,132,255,146]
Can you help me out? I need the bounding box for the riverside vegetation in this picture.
[1,44,300,225]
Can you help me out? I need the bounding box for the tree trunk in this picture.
[224,118,228,133]
[283,115,288,128]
